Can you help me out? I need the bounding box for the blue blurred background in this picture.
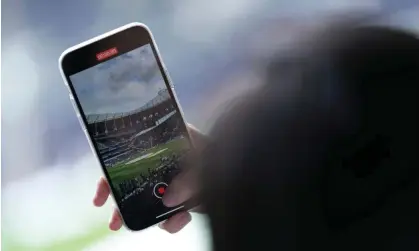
[2,0,418,250]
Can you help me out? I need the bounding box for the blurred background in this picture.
[1,0,418,250]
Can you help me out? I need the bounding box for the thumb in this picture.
[162,166,197,207]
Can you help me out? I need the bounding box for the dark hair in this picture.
[200,21,419,251]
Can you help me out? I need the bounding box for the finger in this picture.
[109,209,123,231]
[162,168,196,207]
[93,177,111,207]
[159,211,192,234]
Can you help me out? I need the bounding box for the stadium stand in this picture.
[86,89,180,166]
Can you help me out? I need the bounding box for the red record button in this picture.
[153,182,168,199]
[158,187,165,195]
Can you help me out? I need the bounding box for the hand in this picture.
[93,124,205,233]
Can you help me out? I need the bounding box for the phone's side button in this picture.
[69,97,78,113]
[76,114,86,130]
[69,94,84,124]
[83,129,98,158]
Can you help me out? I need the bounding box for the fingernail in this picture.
[178,213,192,228]
[162,187,178,207]
[162,193,177,207]
[180,212,191,222]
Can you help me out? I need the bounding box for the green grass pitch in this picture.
[107,138,189,185]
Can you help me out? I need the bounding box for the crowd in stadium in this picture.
[113,146,190,227]
[117,148,189,202]
[100,114,183,167]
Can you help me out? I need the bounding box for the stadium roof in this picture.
[86,89,171,124]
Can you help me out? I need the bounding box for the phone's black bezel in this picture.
[60,24,195,231]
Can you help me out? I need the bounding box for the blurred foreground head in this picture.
[200,18,419,251]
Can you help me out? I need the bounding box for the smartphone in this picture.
[59,23,196,231]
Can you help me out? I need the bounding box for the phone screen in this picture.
[63,26,193,230]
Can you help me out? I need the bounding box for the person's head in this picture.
[200,20,419,250]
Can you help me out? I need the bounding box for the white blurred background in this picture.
[2,0,418,250]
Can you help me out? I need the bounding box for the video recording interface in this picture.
[70,44,191,226]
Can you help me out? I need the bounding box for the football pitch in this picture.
[107,138,189,185]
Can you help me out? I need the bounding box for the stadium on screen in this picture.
[85,89,189,199]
